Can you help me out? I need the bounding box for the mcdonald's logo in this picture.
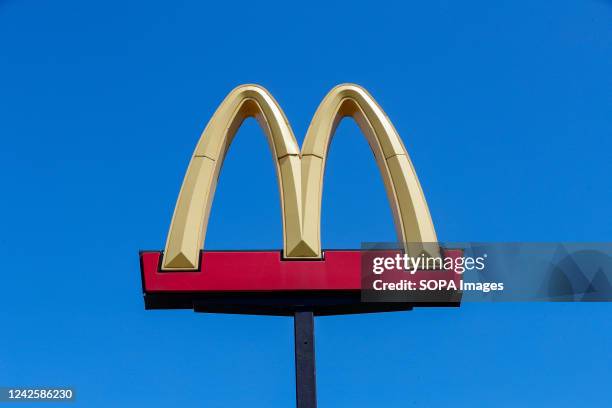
[163,83,437,270]
[139,84,459,314]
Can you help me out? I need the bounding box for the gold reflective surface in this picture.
[163,84,438,270]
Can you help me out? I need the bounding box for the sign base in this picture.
[140,249,462,316]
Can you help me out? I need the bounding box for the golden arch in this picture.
[163,84,437,270]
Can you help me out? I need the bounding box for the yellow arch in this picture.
[163,85,309,269]
[163,84,437,270]
[300,84,438,259]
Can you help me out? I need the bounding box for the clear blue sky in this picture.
[1,0,611,406]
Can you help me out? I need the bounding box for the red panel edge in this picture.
[140,249,463,293]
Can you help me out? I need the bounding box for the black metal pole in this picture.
[294,311,317,408]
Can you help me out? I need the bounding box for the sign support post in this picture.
[294,311,317,408]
